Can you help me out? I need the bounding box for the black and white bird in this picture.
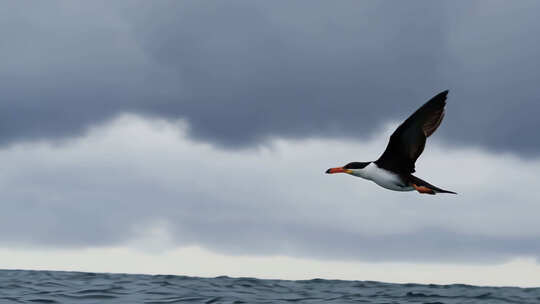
[326,90,456,195]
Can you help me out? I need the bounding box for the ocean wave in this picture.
[0,270,538,303]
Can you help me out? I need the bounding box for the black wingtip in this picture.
[429,90,449,105]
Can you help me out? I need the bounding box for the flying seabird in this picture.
[326,90,456,195]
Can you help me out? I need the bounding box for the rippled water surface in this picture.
[0,269,538,303]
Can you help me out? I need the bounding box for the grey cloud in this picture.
[6,189,540,263]
[5,179,540,263]
[1,116,540,263]
[1,1,540,154]
[172,221,540,264]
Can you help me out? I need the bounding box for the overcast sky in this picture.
[1,0,540,286]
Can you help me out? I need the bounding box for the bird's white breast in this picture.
[350,163,413,191]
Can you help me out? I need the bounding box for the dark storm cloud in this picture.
[125,0,449,146]
[1,1,540,154]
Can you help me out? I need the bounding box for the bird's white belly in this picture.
[352,163,414,192]
[371,172,412,191]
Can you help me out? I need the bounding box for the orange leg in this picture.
[412,184,436,195]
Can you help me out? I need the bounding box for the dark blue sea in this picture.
[0,269,538,304]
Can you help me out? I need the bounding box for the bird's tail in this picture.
[408,175,457,195]
[433,188,457,194]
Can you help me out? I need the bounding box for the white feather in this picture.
[349,163,414,192]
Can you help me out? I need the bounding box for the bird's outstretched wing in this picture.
[375,90,448,174]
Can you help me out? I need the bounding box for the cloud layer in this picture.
[1,1,540,154]
[1,115,539,263]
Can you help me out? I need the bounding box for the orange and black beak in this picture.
[325,167,352,174]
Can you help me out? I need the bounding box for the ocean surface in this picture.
[0,269,538,304]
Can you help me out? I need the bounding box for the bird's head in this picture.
[325,162,370,175]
